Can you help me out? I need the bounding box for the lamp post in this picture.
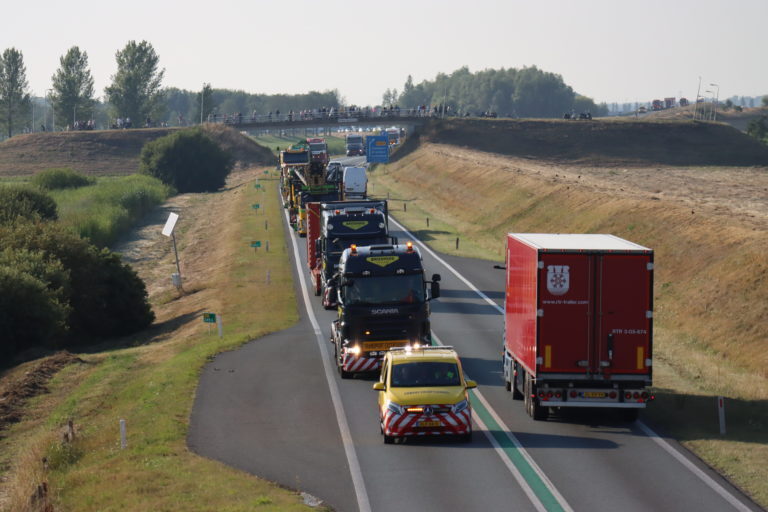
[200,82,209,124]
[47,89,54,131]
[704,90,713,121]
[710,83,720,121]
[693,76,702,121]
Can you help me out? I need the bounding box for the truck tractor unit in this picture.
[307,137,330,166]
[306,200,392,306]
[345,134,365,156]
[501,233,654,421]
[279,143,310,230]
[331,243,441,378]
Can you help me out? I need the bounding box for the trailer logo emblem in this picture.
[342,221,369,230]
[366,256,400,267]
[547,265,570,295]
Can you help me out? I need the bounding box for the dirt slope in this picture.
[413,118,768,166]
[0,124,274,177]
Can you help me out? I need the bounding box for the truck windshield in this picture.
[347,137,362,144]
[344,274,425,305]
[310,143,327,152]
[329,236,388,253]
[391,362,461,387]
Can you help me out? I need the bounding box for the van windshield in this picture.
[391,362,461,387]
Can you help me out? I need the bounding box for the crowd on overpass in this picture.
[210,104,457,125]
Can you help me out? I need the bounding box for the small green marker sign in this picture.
[252,203,260,209]
[251,241,261,248]
[203,313,216,323]
[254,183,261,189]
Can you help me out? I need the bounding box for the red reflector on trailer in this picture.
[633,392,640,399]
[625,392,632,399]
[546,391,553,398]
[570,391,577,398]
[609,391,617,399]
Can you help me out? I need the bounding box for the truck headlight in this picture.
[452,399,469,414]
[349,345,361,356]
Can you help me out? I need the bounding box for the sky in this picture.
[4,0,767,107]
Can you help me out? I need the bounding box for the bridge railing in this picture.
[208,108,445,125]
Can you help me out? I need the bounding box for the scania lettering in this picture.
[331,243,441,378]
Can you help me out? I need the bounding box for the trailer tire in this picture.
[524,372,548,421]
[511,362,524,401]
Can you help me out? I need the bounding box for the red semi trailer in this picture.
[501,234,654,421]
[306,202,323,295]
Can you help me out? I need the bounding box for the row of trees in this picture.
[0,42,341,137]
[384,66,608,118]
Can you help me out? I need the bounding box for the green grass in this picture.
[51,174,173,248]
[1,171,317,511]
[250,134,346,157]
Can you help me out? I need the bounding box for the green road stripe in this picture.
[470,388,566,512]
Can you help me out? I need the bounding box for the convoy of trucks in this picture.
[501,233,654,421]
[279,131,653,432]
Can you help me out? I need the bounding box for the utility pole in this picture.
[710,83,720,121]
[693,76,701,121]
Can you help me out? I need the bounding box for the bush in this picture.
[0,266,69,359]
[0,186,58,224]
[0,222,155,346]
[139,128,233,193]
[31,168,95,190]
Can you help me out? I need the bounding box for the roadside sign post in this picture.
[251,241,261,253]
[252,203,260,213]
[161,212,182,291]
[203,312,216,335]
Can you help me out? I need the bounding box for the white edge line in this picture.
[431,332,572,512]
[388,216,504,314]
[283,207,372,512]
[636,421,753,512]
[393,213,751,512]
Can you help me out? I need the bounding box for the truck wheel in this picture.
[313,277,321,296]
[459,430,473,443]
[384,434,394,444]
[530,399,548,421]
[335,346,352,379]
[505,379,512,392]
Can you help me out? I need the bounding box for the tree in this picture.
[746,116,768,145]
[194,83,214,123]
[762,95,768,108]
[51,46,95,128]
[140,128,233,193]
[0,47,30,138]
[0,186,58,224]
[104,40,165,125]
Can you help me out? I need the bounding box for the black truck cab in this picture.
[331,243,441,378]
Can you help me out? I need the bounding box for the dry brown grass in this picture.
[369,142,768,506]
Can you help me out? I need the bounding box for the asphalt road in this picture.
[189,155,763,512]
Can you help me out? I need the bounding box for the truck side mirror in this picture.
[432,274,441,282]
[430,281,440,300]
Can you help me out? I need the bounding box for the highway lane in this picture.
[190,153,762,512]
[388,217,762,512]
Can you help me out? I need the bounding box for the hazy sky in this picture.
[4,0,767,106]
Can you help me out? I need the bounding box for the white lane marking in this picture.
[394,214,753,511]
[283,208,372,512]
[636,421,753,511]
[431,332,573,512]
[388,216,504,314]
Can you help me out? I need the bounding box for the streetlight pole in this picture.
[704,90,713,121]
[693,76,701,121]
[710,83,720,121]
[200,83,208,124]
[47,89,54,131]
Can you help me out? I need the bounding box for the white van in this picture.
[342,167,367,200]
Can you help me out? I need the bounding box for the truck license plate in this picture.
[583,392,606,398]
[419,421,441,427]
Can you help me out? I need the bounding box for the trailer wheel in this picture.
[511,362,524,400]
[524,373,548,421]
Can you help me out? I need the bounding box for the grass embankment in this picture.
[0,170,314,512]
[368,145,768,507]
[51,175,173,248]
[250,134,346,157]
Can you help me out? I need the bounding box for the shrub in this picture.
[0,222,155,345]
[0,266,69,359]
[139,128,233,193]
[31,168,95,190]
[0,186,58,224]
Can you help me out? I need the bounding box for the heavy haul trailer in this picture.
[280,144,310,230]
[306,200,392,304]
[501,233,654,421]
[332,243,441,378]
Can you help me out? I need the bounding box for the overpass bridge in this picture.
[208,108,438,135]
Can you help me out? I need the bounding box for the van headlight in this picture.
[452,399,469,414]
